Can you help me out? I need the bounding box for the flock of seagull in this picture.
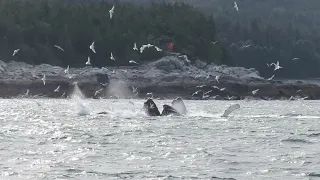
[14,4,166,99]
[13,3,307,101]
[190,56,308,101]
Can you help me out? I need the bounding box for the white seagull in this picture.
[54,85,60,92]
[54,45,64,52]
[90,41,96,53]
[53,45,64,52]
[267,74,275,81]
[252,89,259,95]
[192,90,202,96]
[100,83,108,87]
[133,42,138,51]
[215,75,221,83]
[12,49,20,56]
[64,65,69,74]
[140,44,154,53]
[109,5,115,19]
[110,52,115,61]
[196,85,206,88]
[41,74,46,85]
[204,90,212,95]
[129,60,139,64]
[219,87,226,91]
[271,61,283,71]
[234,1,239,11]
[25,89,29,97]
[86,57,91,65]
[292,57,299,61]
[131,86,138,93]
[154,46,162,52]
[94,89,103,96]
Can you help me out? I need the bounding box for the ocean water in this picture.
[0,99,319,180]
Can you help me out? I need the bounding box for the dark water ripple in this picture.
[0,99,319,179]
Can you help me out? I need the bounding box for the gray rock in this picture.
[0,55,319,100]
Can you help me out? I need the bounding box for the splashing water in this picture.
[71,82,90,116]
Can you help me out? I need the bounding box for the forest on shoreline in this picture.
[0,0,227,68]
[1,0,320,78]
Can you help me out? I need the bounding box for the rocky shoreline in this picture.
[0,56,319,100]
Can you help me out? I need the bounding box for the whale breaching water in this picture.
[143,98,186,116]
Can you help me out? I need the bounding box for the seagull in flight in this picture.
[204,90,212,95]
[202,92,210,99]
[109,5,115,19]
[241,44,251,48]
[100,83,108,87]
[192,90,202,96]
[90,41,96,53]
[133,42,138,51]
[220,87,226,91]
[212,86,226,91]
[252,89,259,95]
[140,44,154,53]
[12,49,20,56]
[129,60,139,64]
[86,57,91,65]
[131,86,138,93]
[64,65,69,74]
[154,46,162,52]
[25,89,29,97]
[234,1,239,11]
[196,85,206,88]
[267,74,275,81]
[95,89,103,96]
[54,45,64,52]
[211,41,218,44]
[215,75,221,83]
[41,74,46,85]
[271,61,283,71]
[110,52,115,61]
[292,57,299,61]
[54,85,60,92]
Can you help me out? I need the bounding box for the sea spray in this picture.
[71,82,90,116]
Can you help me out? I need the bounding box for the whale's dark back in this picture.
[143,99,161,116]
[161,105,180,116]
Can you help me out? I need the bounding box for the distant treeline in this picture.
[0,0,228,67]
[189,0,320,78]
[122,0,320,78]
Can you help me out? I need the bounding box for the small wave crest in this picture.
[281,138,312,144]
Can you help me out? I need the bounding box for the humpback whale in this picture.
[143,98,184,116]
[144,98,161,116]
[172,97,187,115]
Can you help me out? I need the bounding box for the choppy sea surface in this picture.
[0,99,319,180]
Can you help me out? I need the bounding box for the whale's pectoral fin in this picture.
[161,105,181,116]
[172,97,187,115]
[144,98,161,116]
[221,104,240,117]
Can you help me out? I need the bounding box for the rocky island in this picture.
[1,55,319,100]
